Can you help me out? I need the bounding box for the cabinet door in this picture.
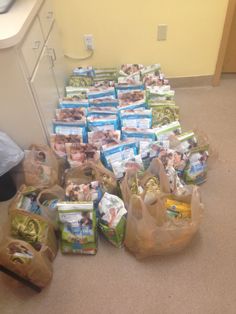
[30,46,58,141]
[20,17,44,78]
[46,22,66,98]
[38,0,54,40]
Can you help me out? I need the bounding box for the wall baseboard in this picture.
[168,75,213,88]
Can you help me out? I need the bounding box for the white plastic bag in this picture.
[0,131,24,176]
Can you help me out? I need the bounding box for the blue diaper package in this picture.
[87,107,118,117]
[73,67,95,77]
[118,101,147,112]
[88,87,116,100]
[115,83,145,92]
[89,97,119,108]
[55,108,87,122]
[121,127,156,142]
[117,89,146,111]
[101,140,139,170]
[87,115,119,132]
[58,98,89,109]
[53,123,87,143]
[120,109,152,129]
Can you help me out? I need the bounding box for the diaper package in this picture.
[87,115,119,132]
[171,131,198,154]
[141,141,170,169]
[94,68,118,83]
[65,86,89,99]
[68,75,94,87]
[140,64,161,78]
[149,102,179,127]
[58,97,89,109]
[88,87,116,100]
[101,140,139,170]
[55,108,87,123]
[58,202,97,255]
[73,66,95,77]
[117,89,146,111]
[89,97,119,107]
[117,89,145,103]
[146,86,175,102]
[65,143,100,168]
[53,124,87,143]
[154,121,182,141]
[98,193,127,248]
[50,134,83,158]
[88,130,120,149]
[116,83,145,92]
[120,109,152,129]
[118,64,143,84]
[65,180,103,207]
[87,107,118,117]
[112,154,144,179]
[121,127,156,142]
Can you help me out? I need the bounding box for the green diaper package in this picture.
[149,102,179,127]
[58,202,97,255]
[98,193,127,248]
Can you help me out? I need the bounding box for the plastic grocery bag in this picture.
[22,144,59,188]
[120,158,171,210]
[65,160,118,195]
[124,187,203,258]
[0,131,24,176]
[0,237,53,288]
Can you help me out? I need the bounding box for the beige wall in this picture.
[52,0,228,77]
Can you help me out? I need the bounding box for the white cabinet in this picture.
[46,23,66,99]
[20,17,44,78]
[30,44,59,138]
[0,0,66,149]
[38,0,54,39]
[30,21,66,139]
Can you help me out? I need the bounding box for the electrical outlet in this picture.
[157,24,168,41]
[84,34,94,50]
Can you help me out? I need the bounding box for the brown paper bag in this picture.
[8,185,41,214]
[9,210,58,262]
[37,185,65,229]
[8,184,64,230]
[124,187,203,258]
[0,237,53,288]
[22,144,59,188]
[65,160,118,195]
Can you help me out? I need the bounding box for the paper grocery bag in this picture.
[0,237,53,288]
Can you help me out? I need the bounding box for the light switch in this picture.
[157,24,168,41]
